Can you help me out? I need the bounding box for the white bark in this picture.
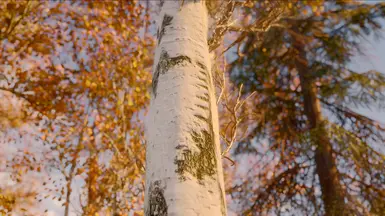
[144,1,226,215]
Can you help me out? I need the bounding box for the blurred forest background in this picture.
[0,0,384,215]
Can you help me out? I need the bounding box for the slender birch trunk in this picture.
[85,153,98,215]
[64,164,75,216]
[84,127,99,215]
[145,1,226,215]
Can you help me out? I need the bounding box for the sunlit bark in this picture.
[145,1,226,215]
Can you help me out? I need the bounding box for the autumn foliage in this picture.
[1,0,384,215]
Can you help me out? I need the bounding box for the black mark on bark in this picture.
[198,70,207,77]
[152,50,192,97]
[197,76,208,84]
[146,180,167,216]
[196,83,208,90]
[194,114,209,123]
[157,14,173,44]
[196,95,209,102]
[196,60,212,87]
[196,60,208,72]
[152,51,168,97]
[195,104,209,111]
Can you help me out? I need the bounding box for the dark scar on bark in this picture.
[152,50,192,97]
[174,128,217,182]
[157,14,173,44]
[174,60,219,183]
[196,60,208,72]
[196,60,212,86]
[195,104,209,111]
[146,180,167,216]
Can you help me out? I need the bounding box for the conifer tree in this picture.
[229,1,385,215]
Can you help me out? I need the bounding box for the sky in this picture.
[351,32,385,121]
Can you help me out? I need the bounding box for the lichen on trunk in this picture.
[146,180,167,216]
[174,119,217,182]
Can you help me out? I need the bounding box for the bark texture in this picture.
[294,41,345,216]
[145,1,226,215]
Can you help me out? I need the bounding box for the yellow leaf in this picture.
[76,168,85,175]
[128,97,134,106]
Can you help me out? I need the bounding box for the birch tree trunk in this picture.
[145,1,227,215]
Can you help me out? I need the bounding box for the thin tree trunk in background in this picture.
[64,131,82,216]
[85,125,99,215]
[145,0,226,215]
[64,163,75,216]
[85,153,98,215]
[294,41,345,216]
[112,192,118,216]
